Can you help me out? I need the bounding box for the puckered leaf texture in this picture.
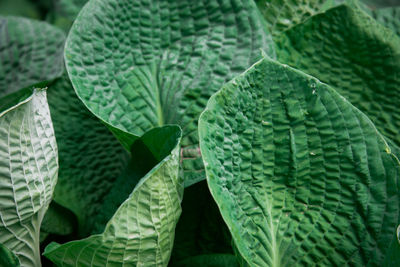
[64,0,275,186]
[44,126,183,267]
[199,57,400,266]
[0,88,58,266]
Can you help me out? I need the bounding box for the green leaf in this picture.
[0,244,20,267]
[44,126,183,266]
[64,0,275,186]
[47,74,130,236]
[372,6,400,36]
[255,0,343,37]
[0,88,58,266]
[275,4,400,147]
[199,57,400,266]
[0,16,65,98]
[171,254,239,267]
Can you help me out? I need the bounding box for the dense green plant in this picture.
[0,0,399,266]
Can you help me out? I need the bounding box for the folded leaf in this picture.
[47,74,130,236]
[44,126,183,266]
[275,4,400,147]
[0,88,58,266]
[64,0,274,186]
[199,57,400,266]
[0,16,65,97]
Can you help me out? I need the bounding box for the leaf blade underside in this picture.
[0,89,58,266]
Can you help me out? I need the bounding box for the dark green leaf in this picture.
[276,4,400,147]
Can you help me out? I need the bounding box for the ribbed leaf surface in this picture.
[44,126,183,266]
[65,0,274,185]
[0,89,58,266]
[47,74,129,236]
[0,16,65,97]
[199,57,400,266]
[275,4,400,147]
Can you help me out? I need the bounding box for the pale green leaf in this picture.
[0,16,65,98]
[199,57,400,266]
[64,0,275,186]
[0,88,58,266]
[276,4,400,147]
[44,126,183,266]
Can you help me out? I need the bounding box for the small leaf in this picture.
[0,244,20,267]
[199,57,400,266]
[0,88,58,266]
[44,126,183,266]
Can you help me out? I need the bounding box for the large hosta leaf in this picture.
[65,0,274,185]
[199,57,400,266]
[0,88,58,266]
[275,4,400,147]
[0,16,65,98]
[47,74,129,236]
[44,126,183,266]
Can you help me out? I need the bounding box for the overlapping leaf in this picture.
[44,126,183,266]
[47,74,130,236]
[255,0,342,37]
[0,16,65,98]
[65,0,274,185]
[0,88,58,266]
[199,57,400,266]
[275,4,400,147]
